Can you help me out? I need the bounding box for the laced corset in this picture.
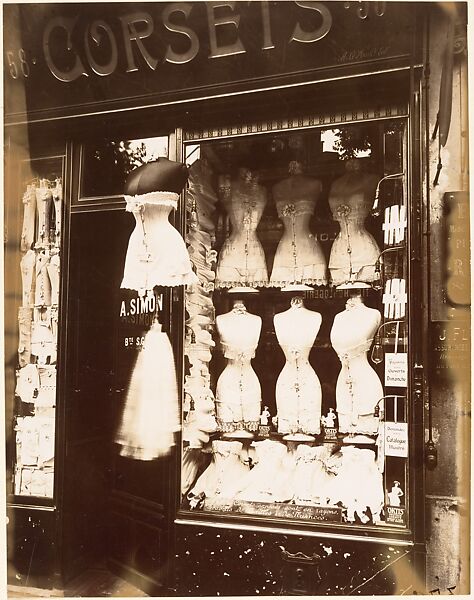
[215,180,267,288]
[280,343,313,364]
[329,193,371,229]
[121,192,198,291]
[224,187,263,239]
[328,175,381,283]
[270,197,326,286]
[277,198,315,230]
[331,305,382,426]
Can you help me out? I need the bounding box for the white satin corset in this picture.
[225,188,264,240]
[328,188,381,283]
[215,183,268,287]
[276,198,315,234]
[121,196,198,291]
[271,198,327,286]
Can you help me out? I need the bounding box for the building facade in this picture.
[4,2,470,595]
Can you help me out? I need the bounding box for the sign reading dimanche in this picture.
[4,1,415,121]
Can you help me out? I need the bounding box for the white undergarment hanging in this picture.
[121,192,198,293]
[116,321,180,460]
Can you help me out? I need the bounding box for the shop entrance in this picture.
[65,208,176,594]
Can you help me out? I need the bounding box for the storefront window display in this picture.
[180,117,410,530]
[8,156,64,499]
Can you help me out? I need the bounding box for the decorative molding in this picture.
[184,104,408,142]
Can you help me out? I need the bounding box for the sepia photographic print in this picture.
[3,1,470,597]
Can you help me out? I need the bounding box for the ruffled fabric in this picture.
[121,198,198,293]
[116,322,180,460]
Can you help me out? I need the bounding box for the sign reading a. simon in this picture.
[4,1,417,121]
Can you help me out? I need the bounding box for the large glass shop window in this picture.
[180,120,409,530]
[7,156,64,499]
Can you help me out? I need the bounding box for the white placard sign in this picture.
[385,353,408,387]
[384,422,409,457]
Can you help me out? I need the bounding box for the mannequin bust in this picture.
[328,159,381,285]
[274,296,322,439]
[215,300,262,437]
[270,161,327,287]
[121,157,198,293]
[215,168,268,290]
[330,293,383,441]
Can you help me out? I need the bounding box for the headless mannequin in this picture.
[35,180,52,248]
[21,184,37,252]
[274,296,322,439]
[328,160,380,285]
[215,300,262,438]
[330,294,382,441]
[271,161,327,287]
[215,168,268,290]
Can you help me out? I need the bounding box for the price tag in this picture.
[385,352,408,387]
[384,422,408,457]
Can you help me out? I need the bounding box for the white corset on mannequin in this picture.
[21,185,37,252]
[328,161,380,285]
[215,301,262,435]
[270,164,327,286]
[330,295,382,437]
[35,181,52,247]
[274,297,322,437]
[215,169,268,289]
[20,249,36,307]
[121,193,198,293]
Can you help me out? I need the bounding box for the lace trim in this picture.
[267,277,327,288]
[217,419,259,433]
[221,341,256,361]
[215,280,268,289]
[124,191,179,212]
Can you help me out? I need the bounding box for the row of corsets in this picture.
[21,179,63,251]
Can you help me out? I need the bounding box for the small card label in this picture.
[384,422,409,457]
[385,506,406,525]
[323,427,338,441]
[385,353,408,387]
[258,425,271,438]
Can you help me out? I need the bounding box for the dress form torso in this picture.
[328,163,380,285]
[121,194,198,293]
[270,170,327,286]
[215,302,262,435]
[274,298,322,436]
[330,296,382,436]
[215,170,268,288]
